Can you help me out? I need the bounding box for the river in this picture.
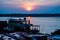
[0,17,60,34]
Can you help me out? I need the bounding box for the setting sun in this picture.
[27,6,32,11]
[24,6,33,11]
[23,2,35,11]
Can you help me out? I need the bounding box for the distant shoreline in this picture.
[0,14,60,17]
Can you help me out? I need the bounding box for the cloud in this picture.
[0,0,60,14]
[1,0,60,6]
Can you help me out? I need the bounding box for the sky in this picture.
[0,0,60,14]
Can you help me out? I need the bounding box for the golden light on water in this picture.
[26,16,32,23]
[26,16,31,20]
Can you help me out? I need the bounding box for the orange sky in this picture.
[22,2,35,11]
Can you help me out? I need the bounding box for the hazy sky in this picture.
[0,0,60,14]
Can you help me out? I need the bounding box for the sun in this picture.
[23,3,35,11]
[25,5,32,11]
[27,6,32,11]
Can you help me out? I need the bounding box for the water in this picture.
[0,17,60,34]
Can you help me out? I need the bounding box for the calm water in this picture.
[0,17,60,34]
